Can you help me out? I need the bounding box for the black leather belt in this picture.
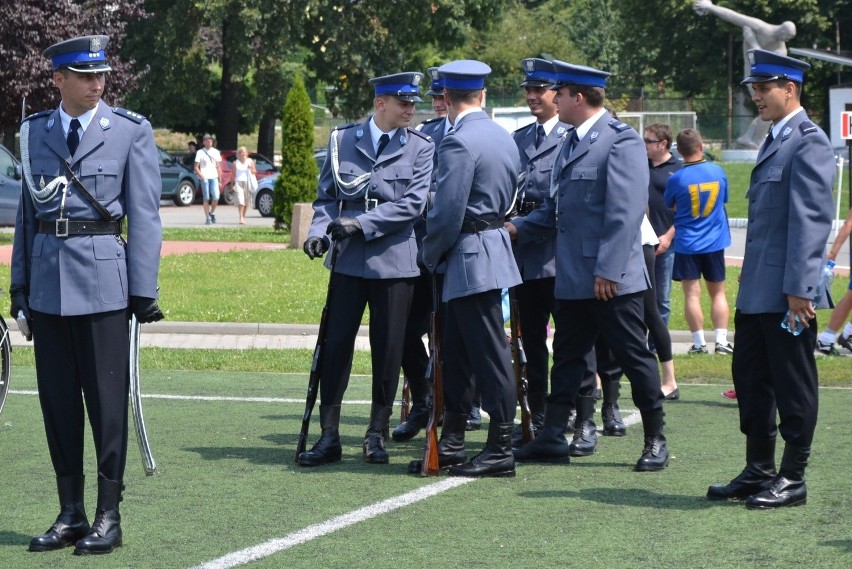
[38,219,123,237]
[518,200,542,215]
[460,217,505,233]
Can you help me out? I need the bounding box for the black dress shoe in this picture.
[29,505,90,552]
[73,509,122,555]
[392,406,429,442]
[745,476,807,509]
[663,387,680,401]
[635,435,669,471]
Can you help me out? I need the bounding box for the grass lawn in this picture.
[1,369,849,569]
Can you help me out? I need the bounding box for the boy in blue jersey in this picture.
[665,129,733,354]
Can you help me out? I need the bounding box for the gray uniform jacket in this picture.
[511,120,569,280]
[421,109,522,301]
[11,100,162,316]
[736,112,835,314]
[308,120,434,279]
[513,111,650,300]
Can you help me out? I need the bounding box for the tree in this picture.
[275,74,319,231]
[0,0,145,150]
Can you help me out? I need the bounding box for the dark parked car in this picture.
[219,150,278,206]
[250,149,327,218]
[0,143,22,226]
[157,146,200,206]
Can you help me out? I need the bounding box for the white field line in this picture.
[189,477,475,569]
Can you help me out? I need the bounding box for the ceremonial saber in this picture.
[129,314,158,475]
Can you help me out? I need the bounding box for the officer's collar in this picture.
[58,102,99,135]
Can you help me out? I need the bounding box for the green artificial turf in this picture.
[1,370,849,569]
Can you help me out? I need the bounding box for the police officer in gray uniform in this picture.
[509,60,668,471]
[509,57,570,441]
[393,67,450,442]
[11,35,163,555]
[707,50,834,509]
[300,72,434,466]
[419,60,522,478]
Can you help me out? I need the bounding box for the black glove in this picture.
[9,285,32,341]
[129,296,165,324]
[326,217,362,241]
[303,236,329,259]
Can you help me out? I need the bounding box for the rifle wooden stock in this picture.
[400,376,411,423]
[421,276,443,476]
[295,244,338,463]
[509,289,534,445]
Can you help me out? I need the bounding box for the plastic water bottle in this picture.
[781,259,835,336]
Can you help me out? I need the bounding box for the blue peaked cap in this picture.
[549,60,610,89]
[426,67,445,96]
[43,35,112,73]
[520,58,558,87]
[370,72,424,102]
[438,60,491,90]
[742,49,810,85]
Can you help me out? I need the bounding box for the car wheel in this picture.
[174,179,196,207]
[221,183,236,206]
[256,189,274,217]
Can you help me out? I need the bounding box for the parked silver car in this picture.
[0,144,22,226]
[250,149,326,218]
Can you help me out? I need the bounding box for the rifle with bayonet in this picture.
[509,287,534,445]
[421,276,443,476]
[295,242,338,463]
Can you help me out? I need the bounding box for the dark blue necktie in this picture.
[567,131,579,156]
[759,129,774,157]
[67,118,81,156]
[376,133,390,157]
[535,125,545,149]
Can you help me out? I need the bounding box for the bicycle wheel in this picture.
[0,317,10,416]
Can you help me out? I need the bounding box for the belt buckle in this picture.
[55,218,69,238]
[365,198,379,211]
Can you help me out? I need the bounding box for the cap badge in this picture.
[90,37,102,52]
[524,60,535,72]
[412,74,422,86]
[748,51,755,65]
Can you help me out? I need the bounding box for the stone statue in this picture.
[694,0,797,149]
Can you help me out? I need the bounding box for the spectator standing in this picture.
[707,50,835,509]
[182,140,197,167]
[664,129,733,355]
[816,206,852,354]
[644,123,681,327]
[195,133,222,225]
[12,35,164,555]
[233,147,256,225]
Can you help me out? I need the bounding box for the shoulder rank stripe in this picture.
[799,120,817,135]
[112,107,147,123]
[334,122,358,131]
[23,110,52,122]
[407,127,433,142]
[608,119,630,132]
[419,116,442,126]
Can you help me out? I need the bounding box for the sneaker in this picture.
[687,344,708,354]
[817,340,840,356]
[210,212,217,223]
[205,217,212,225]
[721,389,737,400]
[837,334,852,352]
[715,342,734,355]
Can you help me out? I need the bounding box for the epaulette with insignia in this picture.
[334,122,358,131]
[608,119,630,132]
[418,117,442,127]
[112,107,147,123]
[513,123,533,135]
[799,120,818,135]
[23,110,52,122]
[407,127,433,142]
